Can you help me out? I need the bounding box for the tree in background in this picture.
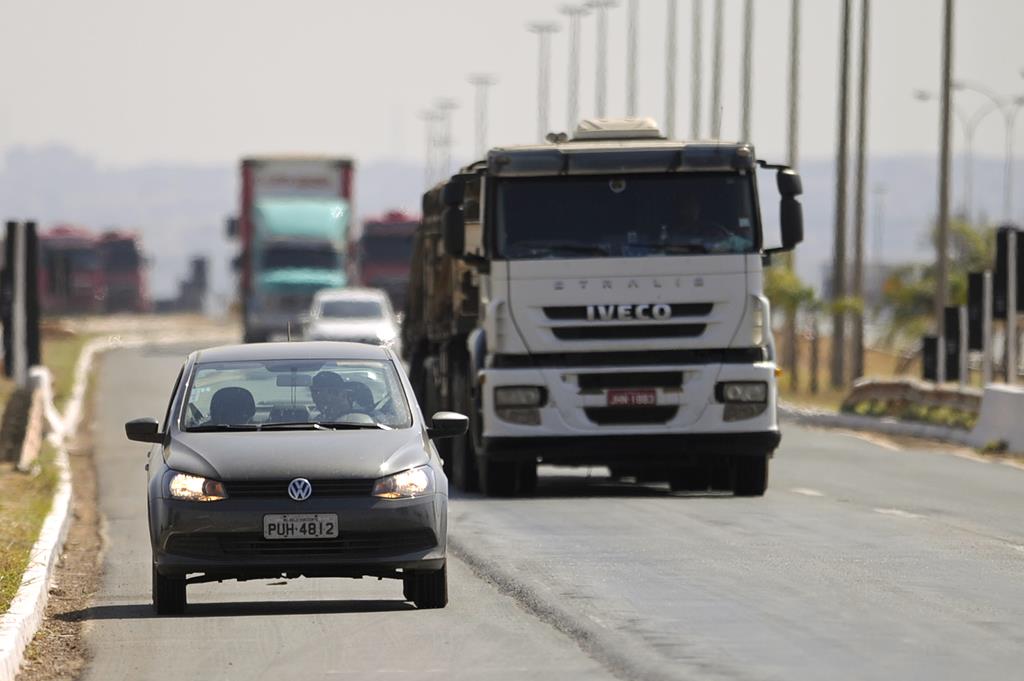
[765,264,815,390]
[881,219,995,345]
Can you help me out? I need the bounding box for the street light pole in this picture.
[434,98,459,181]
[626,0,638,116]
[935,0,954,383]
[709,0,724,138]
[665,0,678,138]
[468,74,497,160]
[830,0,852,389]
[740,0,754,142]
[690,0,703,139]
[587,0,617,119]
[562,4,591,132]
[529,22,561,141]
[852,0,871,380]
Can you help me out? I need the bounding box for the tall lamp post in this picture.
[561,4,591,131]
[665,0,678,138]
[914,89,997,224]
[468,74,497,159]
[626,0,638,116]
[529,22,561,141]
[587,0,617,118]
[953,80,1024,222]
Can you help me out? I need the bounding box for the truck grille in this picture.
[577,372,683,390]
[542,303,713,320]
[583,406,679,425]
[224,479,375,498]
[552,324,705,341]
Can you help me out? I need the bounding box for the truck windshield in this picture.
[262,245,341,270]
[496,173,757,259]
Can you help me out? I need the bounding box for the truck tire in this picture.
[451,366,479,492]
[733,454,769,497]
[152,563,186,615]
[669,465,710,493]
[517,461,538,496]
[402,572,418,602]
[411,563,448,609]
[478,458,519,497]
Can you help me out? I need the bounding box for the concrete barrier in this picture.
[969,384,1024,451]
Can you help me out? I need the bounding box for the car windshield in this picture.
[319,299,385,319]
[182,358,412,431]
[496,173,757,259]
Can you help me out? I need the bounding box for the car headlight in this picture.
[717,381,768,403]
[168,472,228,502]
[372,465,435,499]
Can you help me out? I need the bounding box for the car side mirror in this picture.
[125,417,163,443]
[428,411,468,440]
[442,207,465,256]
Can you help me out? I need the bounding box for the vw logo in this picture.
[287,478,312,501]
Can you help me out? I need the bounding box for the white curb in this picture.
[0,331,235,681]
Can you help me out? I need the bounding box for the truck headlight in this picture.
[372,465,435,499]
[494,386,545,408]
[716,382,768,403]
[168,472,228,502]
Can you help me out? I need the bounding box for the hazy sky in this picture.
[1,0,1023,168]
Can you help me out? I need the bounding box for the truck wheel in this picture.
[412,563,448,609]
[450,365,479,492]
[152,563,186,615]
[517,461,538,496]
[479,458,518,497]
[733,454,769,497]
[402,572,418,602]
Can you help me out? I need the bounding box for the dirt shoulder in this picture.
[16,378,101,681]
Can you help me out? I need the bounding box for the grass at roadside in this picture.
[42,330,93,411]
[0,444,58,613]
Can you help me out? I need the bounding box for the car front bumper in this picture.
[151,493,446,579]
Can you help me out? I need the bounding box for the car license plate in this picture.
[606,389,657,407]
[263,513,339,540]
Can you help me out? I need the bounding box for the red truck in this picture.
[353,211,417,311]
[97,230,149,312]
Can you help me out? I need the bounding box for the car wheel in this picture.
[152,563,186,615]
[402,572,418,602]
[734,454,769,497]
[478,458,518,497]
[412,563,448,609]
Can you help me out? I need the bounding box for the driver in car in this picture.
[310,371,356,422]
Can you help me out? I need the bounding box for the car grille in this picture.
[165,530,437,558]
[224,479,375,498]
[584,406,679,425]
[551,324,705,341]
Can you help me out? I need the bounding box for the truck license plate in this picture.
[263,513,339,540]
[606,389,657,407]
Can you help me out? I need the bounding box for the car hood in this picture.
[166,427,429,482]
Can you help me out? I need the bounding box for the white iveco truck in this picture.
[403,118,803,497]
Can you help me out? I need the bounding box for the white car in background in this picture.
[304,288,401,353]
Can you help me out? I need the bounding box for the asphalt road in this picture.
[79,344,1024,680]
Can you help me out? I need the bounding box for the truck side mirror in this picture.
[779,196,804,251]
[226,216,239,238]
[442,207,465,256]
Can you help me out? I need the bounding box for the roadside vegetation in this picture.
[0,443,58,613]
[0,324,92,614]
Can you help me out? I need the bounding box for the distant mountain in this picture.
[0,144,1015,299]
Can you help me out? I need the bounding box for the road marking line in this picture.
[790,487,825,497]
[844,432,902,451]
[874,507,924,519]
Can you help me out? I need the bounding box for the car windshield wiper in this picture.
[186,424,260,432]
[628,242,708,254]
[259,422,330,431]
[316,421,393,431]
[508,241,611,257]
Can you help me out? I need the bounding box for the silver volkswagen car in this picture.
[125,341,466,615]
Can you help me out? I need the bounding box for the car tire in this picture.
[152,563,186,615]
[478,458,518,497]
[402,573,418,602]
[734,454,769,497]
[412,563,448,609]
